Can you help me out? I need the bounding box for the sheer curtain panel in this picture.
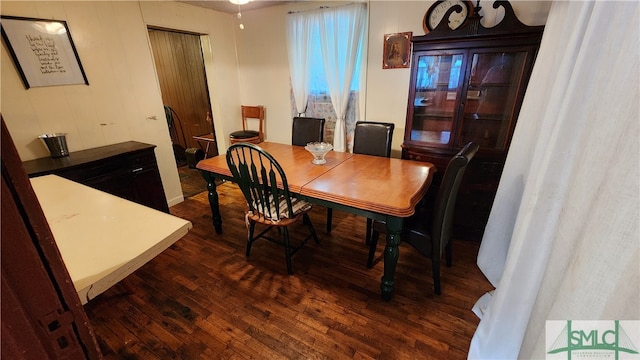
[286,3,367,152]
[469,1,639,359]
[318,3,367,152]
[286,12,315,115]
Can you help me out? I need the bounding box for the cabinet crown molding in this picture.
[420,0,544,41]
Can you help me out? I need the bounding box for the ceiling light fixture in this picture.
[229,0,251,29]
[237,9,244,30]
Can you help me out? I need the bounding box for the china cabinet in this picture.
[402,1,543,240]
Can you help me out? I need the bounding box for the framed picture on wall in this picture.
[0,16,89,89]
[382,32,412,69]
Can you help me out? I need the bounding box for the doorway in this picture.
[149,28,215,197]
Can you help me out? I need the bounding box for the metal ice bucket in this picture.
[39,133,69,158]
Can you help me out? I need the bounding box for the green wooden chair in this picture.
[367,142,479,294]
[226,143,319,274]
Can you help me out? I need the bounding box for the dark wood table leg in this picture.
[381,216,402,301]
[201,171,222,234]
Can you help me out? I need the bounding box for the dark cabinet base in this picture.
[23,141,169,213]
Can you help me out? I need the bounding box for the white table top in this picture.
[31,175,192,304]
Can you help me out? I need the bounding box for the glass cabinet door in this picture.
[410,53,464,146]
[459,50,528,150]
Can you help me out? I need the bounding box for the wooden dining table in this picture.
[196,142,436,300]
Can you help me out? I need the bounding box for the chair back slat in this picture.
[241,105,265,133]
[233,148,253,209]
[226,143,295,222]
[268,168,281,218]
[251,156,265,212]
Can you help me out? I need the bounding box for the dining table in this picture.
[196,142,436,300]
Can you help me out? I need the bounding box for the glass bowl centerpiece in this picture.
[304,142,333,165]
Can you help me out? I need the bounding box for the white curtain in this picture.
[469,1,639,359]
[286,11,315,115]
[318,3,367,152]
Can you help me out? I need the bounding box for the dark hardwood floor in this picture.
[84,181,493,359]
[178,165,208,199]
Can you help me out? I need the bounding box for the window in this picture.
[307,17,364,94]
[286,3,367,151]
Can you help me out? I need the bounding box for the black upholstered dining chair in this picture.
[326,121,395,236]
[366,142,479,294]
[292,116,325,146]
[226,143,319,274]
[352,121,395,157]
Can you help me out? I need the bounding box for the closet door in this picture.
[148,28,216,158]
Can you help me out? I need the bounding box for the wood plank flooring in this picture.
[84,181,494,359]
[178,166,208,199]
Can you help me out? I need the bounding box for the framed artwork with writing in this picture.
[1,16,88,89]
[382,32,412,69]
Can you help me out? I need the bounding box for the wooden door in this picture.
[148,28,217,159]
[1,118,102,359]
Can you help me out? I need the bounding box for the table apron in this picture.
[200,170,407,223]
[294,194,394,222]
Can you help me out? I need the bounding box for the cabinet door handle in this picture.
[132,167,144,173]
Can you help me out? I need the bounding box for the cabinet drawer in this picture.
[123,151,157,169]
[56,150,156,181]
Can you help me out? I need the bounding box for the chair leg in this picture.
[246,220,256,257]
[304,213,319,244]
[326,208,333,233]
[367,228,380,269]
[283,226,293,275]
[365,218,372,245]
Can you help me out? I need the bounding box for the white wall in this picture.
[232,3,294,145]
[1,1,240,207]
[365,1,433,157]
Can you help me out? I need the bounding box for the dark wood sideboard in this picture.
[23,141,169,213]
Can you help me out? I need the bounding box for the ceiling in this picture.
[179,0,293,14]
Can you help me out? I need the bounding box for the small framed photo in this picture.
[382,32,412,69]
[1,16,89,89]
